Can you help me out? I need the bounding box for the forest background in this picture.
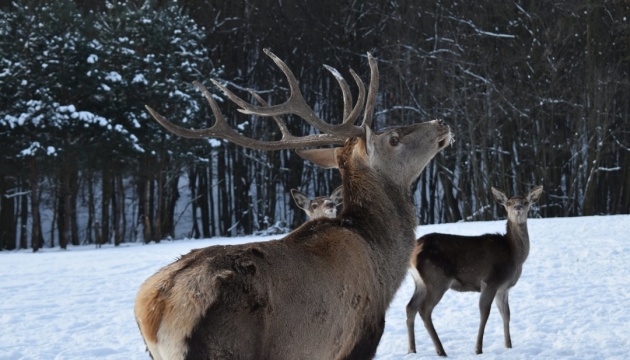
[1,0,629,251]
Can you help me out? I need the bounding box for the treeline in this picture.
[1,0,628,251]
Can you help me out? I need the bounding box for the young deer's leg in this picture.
[406,268,426,353]
[476,282,499,354]
[495,288,512,348]
[419,272,451,357]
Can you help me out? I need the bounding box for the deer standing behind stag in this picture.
[291,186,343,220]
[134,49,451,360]
[406,185,543,356]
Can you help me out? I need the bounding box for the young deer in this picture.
[135,49,452,360]
[406,185,543,356]
[291,186,343,220]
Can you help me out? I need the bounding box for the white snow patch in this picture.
[0,215,628,359]
[87,54,98,64]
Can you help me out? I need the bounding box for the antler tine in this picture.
[347,69,367,126]
[146,81,347,150]
[361,53,379,128]
[323,65,352,120]
[247,89,293,140]
[322,66,367,129]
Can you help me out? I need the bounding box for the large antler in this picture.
[145,48,379,150]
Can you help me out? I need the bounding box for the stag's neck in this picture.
[506,220,530,263]
[343,172,416,241]
[340,169,418,302]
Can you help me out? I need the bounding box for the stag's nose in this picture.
[324,201,334,209]
[437,119,447,127]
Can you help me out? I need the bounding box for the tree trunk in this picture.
[217,146,230,236]
[198,165,211,238]
[188,167,201,239]
[85,171,95,245]
[0,176,16,250]
[101,165,111,246]
[19,180,28,249]
[69,166,79,246]
[112,171,120,246]
[30,158,43,252]
[117,172,126,245]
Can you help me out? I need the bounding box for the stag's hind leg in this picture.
[406,266,426,353]
[495,288,512,349]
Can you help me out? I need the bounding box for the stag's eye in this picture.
[311,204,318,210]
[389,136,400,146]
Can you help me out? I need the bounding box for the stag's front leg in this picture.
[495,288,512,348]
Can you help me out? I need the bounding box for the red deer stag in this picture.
[406,185,543,356]
[291,186,343,220]
[135,49,451,360]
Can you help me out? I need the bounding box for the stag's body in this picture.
[406,186,543,356]
[138,167,417,360]
[135,49,451,360]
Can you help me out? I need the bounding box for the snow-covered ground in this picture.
[1,215,628,359]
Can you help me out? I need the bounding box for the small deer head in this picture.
[291,186,343,219]
[491,185,543,224]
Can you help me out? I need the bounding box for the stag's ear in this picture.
[330,186,343,206]
[527,185,543,204]
[491,187,508,206]
[363,124,375,157]
[296,148,340,169]
[290,189,310,210]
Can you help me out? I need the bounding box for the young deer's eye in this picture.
[389,136,400,146]
[311,204,318,209]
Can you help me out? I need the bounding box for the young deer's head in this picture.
[291,186,342,219]
[491,185,543,225]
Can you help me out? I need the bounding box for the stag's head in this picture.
[146,49,451,195]
[295,121,451,195]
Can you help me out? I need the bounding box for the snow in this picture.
[132,74,148,85]
[0,215,628,359]
[105,71,123,83]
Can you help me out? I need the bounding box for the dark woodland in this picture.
[1,0,629,251]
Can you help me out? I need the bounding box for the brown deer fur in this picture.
[135,123,451,360]
[406,185,543,356]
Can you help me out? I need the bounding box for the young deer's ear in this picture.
[295,148,340,169]
[491,187,508,206]
[330,186,343,206]
[290,189,310,210]
[527,185,544,204]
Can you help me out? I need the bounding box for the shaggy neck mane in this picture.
[334,139,419,307]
